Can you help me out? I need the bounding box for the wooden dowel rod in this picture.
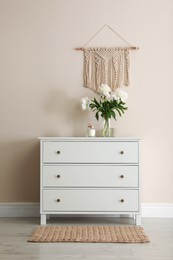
[75,47,139,51]
[75,48,84,50]
[130,47,139,50]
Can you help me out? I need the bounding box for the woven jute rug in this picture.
[28,226,150,243]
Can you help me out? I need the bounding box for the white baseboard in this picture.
[0,203,173,218]
[0,203,39,217]
[142,203,173,218]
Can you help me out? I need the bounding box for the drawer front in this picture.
[43,189,139,212]
[42,165,138,187]
[42,141,138,163]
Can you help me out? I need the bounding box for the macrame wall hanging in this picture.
[75,24,139,93]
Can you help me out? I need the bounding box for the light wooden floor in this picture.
[0,217,173,260]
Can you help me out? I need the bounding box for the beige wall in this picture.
[0,0,173,203]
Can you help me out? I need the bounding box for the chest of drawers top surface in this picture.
[39,137,140,141]
[39,137,139,164]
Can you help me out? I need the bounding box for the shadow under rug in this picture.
[28,225,150,243]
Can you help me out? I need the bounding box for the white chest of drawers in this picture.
[39,137,141,225]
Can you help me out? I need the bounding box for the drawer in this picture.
[43,189,139,212]
[42,165,139,187]
[42,141,138,163]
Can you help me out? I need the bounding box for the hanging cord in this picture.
[105,24,133,47]
[75,24,139,50]
[83,24,108,47]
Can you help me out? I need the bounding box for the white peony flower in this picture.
[114,89,128,103]
[98,84,111,98]
[111,93,117,100]
[81,96,90,110]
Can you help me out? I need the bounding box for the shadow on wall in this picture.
[0,139,40,202]
[43,88,88,137]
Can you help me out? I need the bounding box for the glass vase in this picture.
[102,118,111,137]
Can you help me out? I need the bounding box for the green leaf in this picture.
[110,110,116,119]
[94,98,100,106]
[116,108,122,117]
[95,111,99,121]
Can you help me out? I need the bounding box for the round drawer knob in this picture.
[120,151,124,155]
[120,175,124,178]
[120,199,124,203]
[57,175,60,178]
[57,199,60,203]
[57,151,61,154]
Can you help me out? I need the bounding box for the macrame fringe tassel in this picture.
[83,48,130,92]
